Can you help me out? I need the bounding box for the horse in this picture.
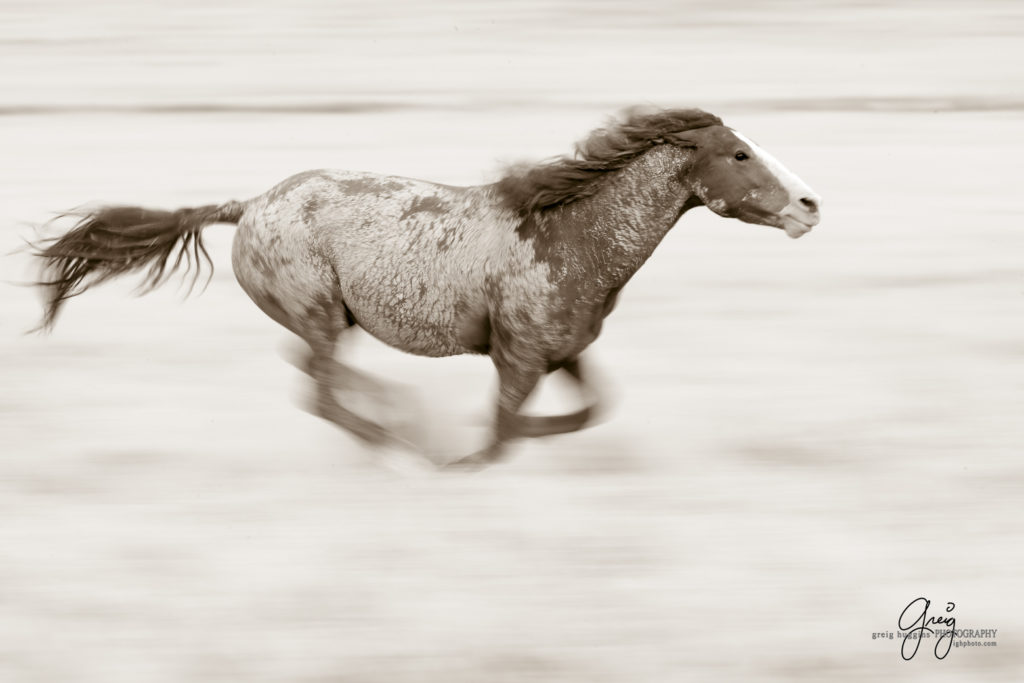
[32,107,820,468]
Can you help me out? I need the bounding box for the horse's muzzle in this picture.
[780,197,820,239]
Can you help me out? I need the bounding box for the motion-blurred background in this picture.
[2,1,1022,681]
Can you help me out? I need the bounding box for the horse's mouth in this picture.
[781,218,814,239]
[779,211,818,239]
[740,207,817,239]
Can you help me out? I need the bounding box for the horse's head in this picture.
[684,126,821,238]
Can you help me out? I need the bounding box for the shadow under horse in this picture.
[32,107,820,468]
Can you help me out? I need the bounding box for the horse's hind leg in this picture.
[242,283,396,446]
[232,209,401,447]
[291,345,419,445]
[297,304,398,446]
[298,354,405,407]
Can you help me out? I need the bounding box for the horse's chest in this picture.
[524,285,620,361]
[570,289,620,348]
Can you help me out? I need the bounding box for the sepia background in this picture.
[2,1,1023,680]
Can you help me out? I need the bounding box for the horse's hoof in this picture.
[440,457,487,472]
[441,445,504,471]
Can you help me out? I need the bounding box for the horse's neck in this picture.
[551,145,696,290]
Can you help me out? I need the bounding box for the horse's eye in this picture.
[734,152,749,161]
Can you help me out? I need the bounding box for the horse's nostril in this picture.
[800,197,819,213]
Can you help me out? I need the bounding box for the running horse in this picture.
[33,108,820,467]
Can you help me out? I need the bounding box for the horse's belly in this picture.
[341,282,480,358]
[338,241,489,357]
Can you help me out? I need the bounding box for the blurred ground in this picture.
[1,1,1023,681]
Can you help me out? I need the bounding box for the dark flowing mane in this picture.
[494,107,723,216]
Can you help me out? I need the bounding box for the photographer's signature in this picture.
[899,597,956,660]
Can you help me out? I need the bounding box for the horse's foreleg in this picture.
[512,358,603,438]
[446,358,545,468]
[445,355,606,469]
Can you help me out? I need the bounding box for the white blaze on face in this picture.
[732,130,821,238]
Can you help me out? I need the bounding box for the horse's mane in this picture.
[494,107,723,216]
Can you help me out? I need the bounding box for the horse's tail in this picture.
[32,199,246,332]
